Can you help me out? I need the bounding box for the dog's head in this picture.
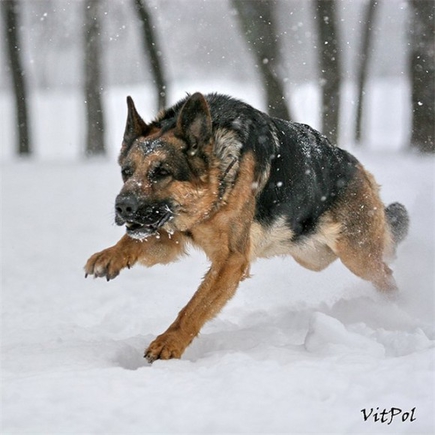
[116,93,219,240]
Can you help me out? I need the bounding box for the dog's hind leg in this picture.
[329,165,398,292]
[333,235,397,292]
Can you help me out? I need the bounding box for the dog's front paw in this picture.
[144,330,190,363]
[84,247,133,281]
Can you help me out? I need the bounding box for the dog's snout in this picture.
[115,195,138,218]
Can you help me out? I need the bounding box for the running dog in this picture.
[85,92,409,362]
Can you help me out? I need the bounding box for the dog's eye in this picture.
[152,166,172,180]
[121,167,134,180]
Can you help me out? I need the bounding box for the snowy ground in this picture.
[1,83,435,434]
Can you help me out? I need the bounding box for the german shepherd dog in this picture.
[85,92,409,362]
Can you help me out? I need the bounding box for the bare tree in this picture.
[314,0,342,145]
[84,0,105,156]
[1,0,31,155]
[355,0,379,145]
[133,0,167,110]
[232,0,292,120]
[409,0,434,153]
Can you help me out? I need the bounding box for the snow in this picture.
[1,83,435,433]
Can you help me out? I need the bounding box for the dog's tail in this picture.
[385,202,410,246]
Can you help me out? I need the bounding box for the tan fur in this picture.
[85,231,188,280]
[145,154,257,359]
[85,157,398,360]
[249,214,341,271]
[327,164,396,291]
[289,217,340,272]
[85,94,402,362]
[249,164,396,287]
[85,153,257,360]
[213,128,243,185]
[250,218,294,259]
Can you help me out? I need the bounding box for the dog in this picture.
[85,92,409,362]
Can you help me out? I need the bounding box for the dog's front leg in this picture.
[85,232,186,281]
[145,251,249,362]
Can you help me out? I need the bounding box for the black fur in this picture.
[152,93,359,239]
[85,92,409,361]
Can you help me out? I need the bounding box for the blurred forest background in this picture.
[1,0,434,160]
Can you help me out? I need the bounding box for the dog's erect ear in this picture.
[176,93,212,155]
[123,96,149,144]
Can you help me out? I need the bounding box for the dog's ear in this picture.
[123,96,149,145]
[176,93,212,156]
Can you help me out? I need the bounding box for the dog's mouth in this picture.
[121,211,173,240]
[125,217,171,239]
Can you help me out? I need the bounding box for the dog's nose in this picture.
[115,194,138,219]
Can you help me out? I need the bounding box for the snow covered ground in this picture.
[1,83,434,434]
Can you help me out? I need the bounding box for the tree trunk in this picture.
[84,0,105,157]
[232,0,292,121]
[1,0,31,156]
[133,0,167,110]
[409,0,434,153]
[314,0,342,145]
[355,0,379,145]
